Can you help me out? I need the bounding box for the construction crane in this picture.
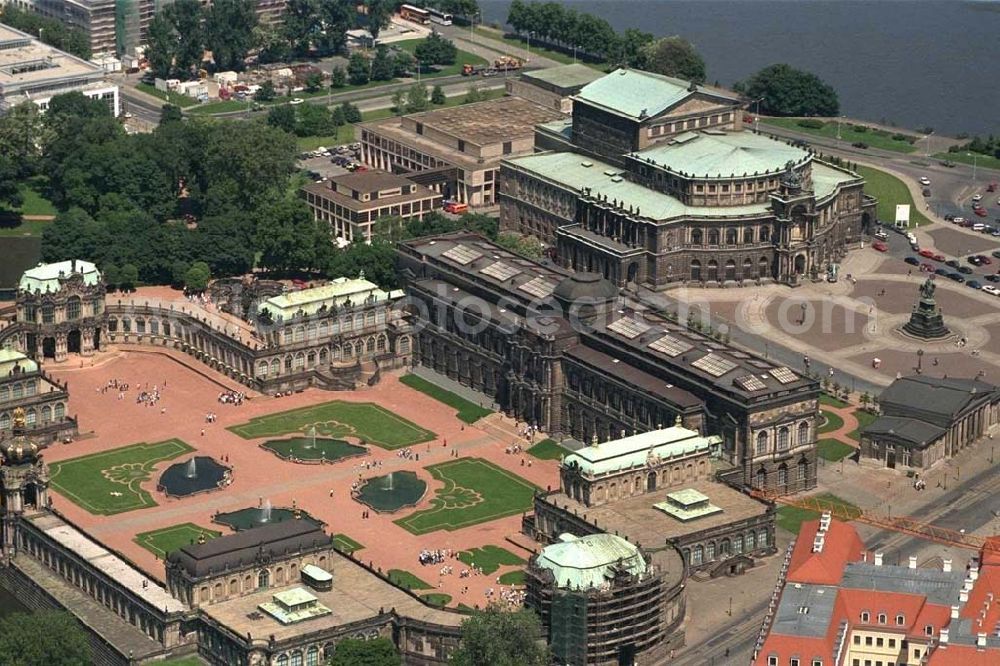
[749,488,1000,553]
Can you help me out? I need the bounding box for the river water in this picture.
[479,0,1000,136]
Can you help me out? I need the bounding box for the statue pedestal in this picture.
[901,298,951,340]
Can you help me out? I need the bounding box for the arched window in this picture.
[759,256,770,278]
[744,227,754,243]
[733,534,743,554]
[708,229,719,245]
[284,356,292,372]
[306,646,319,666]
[691,229,703,245]
[691,545,703,565]
[258,569,269,589]
[306,351,316,367]
[707,259,718,281]
[376,335,387,352]
[0,385,8,401]
[778,464,788,486]
[25,408,36,426]
[42,303,54,324]
[755,468,766,489]
[399,337,410,354]
[319,348,328,365]
[757,529,769,548]
[798,421,810,445]
[54,403,65,420]
[271,359,280,376]
[0,413,9,430]
[294,327,304,343]
[690,260,702,281]
[366,338,376,353]
[354,313,364,329]
[290,650,303,666]
[756,431,769,455]
[778,427,790,450]
[720,538,731,557]
[726,228,737,245]
[706,541,715,561]
[276,655,289,666]
[41,405,51,423]
[366,311,376,326]
[744,533,754,552]
[798,459,808,482]
[760,226,770,242]
[860,611,870,623]
[725,259,736,281]
[293,353,304,370]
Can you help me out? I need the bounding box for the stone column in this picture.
[55,333,68,363]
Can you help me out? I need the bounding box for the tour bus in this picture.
[399,4,430,24]
[428,7,453,25]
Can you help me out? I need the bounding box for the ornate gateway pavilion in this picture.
[499,68,877,288]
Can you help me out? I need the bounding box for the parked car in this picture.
[967,280,982,290]
[948,272,966,283]
[969,256,985,266]
[852,141,869,149]
[932,253,946,262]
[935,268,949,276]
[940,160,956,167]
[872,241,888,252]
[953,216,966,225]
[946,259,961,268]
[905,256,921,266]
[289,98,304,105]
[975,208,988,217]
[919,249,935,258]
[874,230,889,240]
[993,250,1000,259]
[922,188,932,197]
[919,176,931,186]
[921,263,935,272]
[979,256,993,265]
[985,274,1000,283]
[972,194,983,202]
[982,285,1000,296]
[959,266,974,275]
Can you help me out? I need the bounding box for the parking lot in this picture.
[298,143,362,181]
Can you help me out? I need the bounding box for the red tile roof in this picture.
[786,518,865,586]
[927,644,1000,665]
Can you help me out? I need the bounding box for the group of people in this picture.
[135,388,163,407]
[218,390,245,405]
[397,447,418,461]
[418,549,450,566]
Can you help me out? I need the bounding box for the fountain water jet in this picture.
[260,499,272,523]
[386,471,394,491]
[185,457,197,479]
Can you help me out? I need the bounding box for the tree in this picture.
[254,23,291,63]
[393,50,415,77]
[166,0,205,74]
[391,89,407,116]
[364,0,394,41]
[328,637,401,666]
[414,31,457,67]
[0,7,91,59]
[437,0,478,18]
[340,102,362,123]
[304,71,324,92]
[0,155,23,212]
[642,36,706,83]
[735,64,840,117]
[119,263,139,291]
[464,86,484,104]
[450,606,548,666]
[348,52,370,85]
[171,260,190,287]
[315,0,352,55]
[204,0,257,71]
[370,45,394,81]
[184,261,212,291]
[145,11,175,78]
[431,84,446,105]
[331,105,347,126]
[613,28,653,68]
[295,104,335,137]
[160,104,183,124]
[255,197,332,273]
[282,0,320,55]
[327,241,398,288]
[255,80,277,102]
[496,232,543,259]
[267,104,297,134]
[405,83,429,113]
[331,66,347,88]
[0,611,90,666]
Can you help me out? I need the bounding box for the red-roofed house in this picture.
[785,516,865,586]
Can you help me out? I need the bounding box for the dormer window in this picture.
[877,613,887,624]
[895,614,905,626]
[860,611,870,623]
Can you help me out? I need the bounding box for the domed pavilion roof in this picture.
[552,272,618,305]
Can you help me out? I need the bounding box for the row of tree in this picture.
[0,7,90,59]
[267,100,361,137]
[950,134,1000,159]
[147,0,258,76]
[505,1,705,82]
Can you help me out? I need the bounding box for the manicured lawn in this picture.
[134,523,220,559]
[395,39,488,78]
[394,458,538,535]
[387,569,433,590]
[49,439,194,515]
[934,151,1000,172]
[526,438,571,461]
[817,438,855,462]
[855,165,933,227]
[473,26,606,70]
[296,128,356,151]
[457,545,525,575]
[819,393,849,408]
[136,82,199,108]
[421,593,452,606]
[776,492,861,534]
[399,374,493,424]
[0,217,50,237]
[847,410,878,442]
[818,410,845,434]
[498,570,525,586]
[227,400,435,450]
[332,533,364,554]
[761,117,917,153]
[18,177,57,216]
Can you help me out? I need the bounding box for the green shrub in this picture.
[797,119,825,129]
[852,124,868,133]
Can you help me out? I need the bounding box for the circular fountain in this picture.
[158,456,231,498]
[214,501,318,531]
[261,426,366,463]
[355,471,427,513]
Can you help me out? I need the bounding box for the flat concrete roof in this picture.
[520,64,603,93]
[0,24,105,91]
[546,478,769,547]
[202,552,461,641]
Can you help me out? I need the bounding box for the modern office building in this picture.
[360,95,565,207]
[0,23,119,114]
[301,170,443,244]
[499,68,876,288]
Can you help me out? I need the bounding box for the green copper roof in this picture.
[562,426,720,476]
[505,151,771,220]
[0,348,37,376]
[575,68,738,121]
[634,131,810,178]
[261,277,401,320]
[19,260,100,294]
[811,161,861,199]
[535,533,646,590]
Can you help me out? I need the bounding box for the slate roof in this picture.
[879,376,998,425]
[861,415,947,448]
[169,519,329,578]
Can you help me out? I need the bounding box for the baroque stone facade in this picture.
[499,68,877,288]
[398,232,820,495]
[0,350,76,443]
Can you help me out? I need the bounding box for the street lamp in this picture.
[916,349,924,374]
[924,130,934,158]
[968,152,978,183]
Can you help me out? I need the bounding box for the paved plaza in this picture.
[668,243,1000,391]
[43,348,559,609]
